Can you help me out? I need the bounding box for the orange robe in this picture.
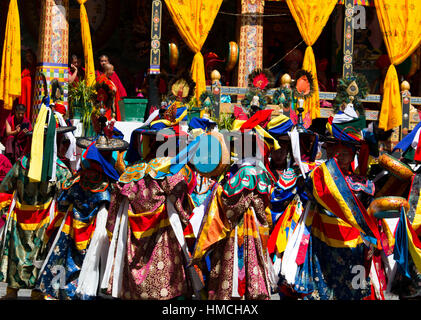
[96,74,121,121]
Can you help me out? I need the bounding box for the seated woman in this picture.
[4,104,32,164]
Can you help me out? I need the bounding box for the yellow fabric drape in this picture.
[374,0,421,131]
[412,189,421,233]
[0,0,21,110]
[405,214,421,275]
[28,105,48,182]
[285,0,337,120]
[78,0,95,86]
[164,0,223,104]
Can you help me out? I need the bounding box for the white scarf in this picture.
[76,204,110,297]
[54,111,77,162]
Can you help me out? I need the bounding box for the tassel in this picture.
[231,226,240,298]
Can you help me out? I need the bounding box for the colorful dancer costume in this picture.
[265,113,320,296]
[385,124,421,299]
[36,111,129,300]
[276,73,388,300]
[101,104,204,300]
[0,103,75,300]
[192,106,281,300]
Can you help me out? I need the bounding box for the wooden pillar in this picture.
[237,0,264,88]
[150,0,162,75]
[32,0,69,121]
[343,0,354,77]
[148,0,162,114]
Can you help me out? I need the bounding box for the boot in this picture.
[30,289,45,300]
[1,287,18,300]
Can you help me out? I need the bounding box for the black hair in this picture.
[50,79,64,102]
[99,54,109,61]
[15,104,26,112]
[23,49,37,69]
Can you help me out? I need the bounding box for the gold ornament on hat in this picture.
[346,80,359,102]
[167,71,195,104]
[171,79,190,101]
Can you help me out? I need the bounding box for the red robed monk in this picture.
[95,54,127,99]
[96,63,122,122]
[3,104,32,164]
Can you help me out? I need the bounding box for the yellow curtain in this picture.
[77,0,95,86]
[375,0,421,131]
[285,0,337,120]
[164,0,223,104]
[0,0,21,110]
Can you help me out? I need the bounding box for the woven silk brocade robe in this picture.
[283,159,381,300]
[36,168,111,300]
[104,170,195,300]
[0,155,72,289]
[194,164,274,300]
